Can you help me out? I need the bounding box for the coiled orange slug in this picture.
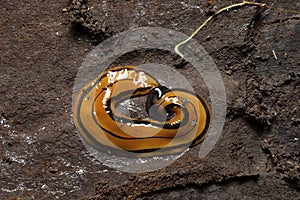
[73,66,211,157]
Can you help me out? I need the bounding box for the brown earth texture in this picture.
[0,0,300,199]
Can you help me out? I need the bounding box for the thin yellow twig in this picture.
[174,1,267,58]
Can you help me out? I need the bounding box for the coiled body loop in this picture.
[73,66,211,157]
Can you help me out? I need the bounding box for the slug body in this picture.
[73,66,211,157]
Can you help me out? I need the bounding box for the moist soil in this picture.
[0,0,299,199]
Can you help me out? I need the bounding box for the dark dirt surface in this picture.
[1,0,299,199]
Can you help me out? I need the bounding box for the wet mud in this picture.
[0,0,299,199]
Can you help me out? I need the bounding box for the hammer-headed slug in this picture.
[73,66,211,157]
